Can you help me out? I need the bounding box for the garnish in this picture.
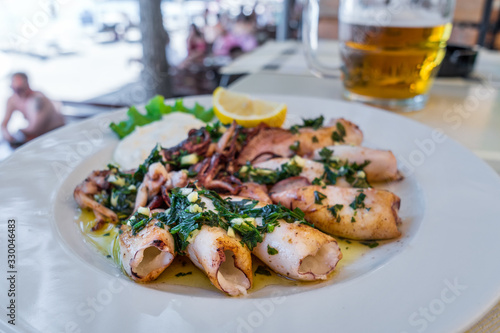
[235,156,304,185]
[312,135,319,143]
[255,265,272,276]
[175,272,193,277]
[349,192,367,210]
[267,245,279,255]
[109,95,214,139]
[360,241,379,248]
[289,115,324,134]
[313,191,327,204]
[316,147,371,188]
[328,204,344,222]
[289,140,300,152]
[331,122,346,142]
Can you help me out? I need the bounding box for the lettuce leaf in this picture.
[109,95,214,139]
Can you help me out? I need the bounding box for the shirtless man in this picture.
[1,72,65,144]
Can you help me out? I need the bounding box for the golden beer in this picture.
[339,23,452,100]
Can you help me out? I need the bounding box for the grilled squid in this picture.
[236,118,363,164]
[271,185,401,240]
[74,170,118,224]
[186,197,253,296]
[119,218,176,282]
[313,145,402,182]
[226,196,343,281]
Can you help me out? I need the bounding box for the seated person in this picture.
[2,72,65,145]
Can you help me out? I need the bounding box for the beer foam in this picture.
[340,6,452,27]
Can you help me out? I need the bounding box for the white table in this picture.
[225,40,500,332]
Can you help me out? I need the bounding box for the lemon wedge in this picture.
[213,87,287,127]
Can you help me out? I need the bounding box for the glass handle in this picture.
[302,0,341,78]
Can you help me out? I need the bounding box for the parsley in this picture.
[351,217,356,223]
[289,140,300,152]
[267,245,279,255]
[315,147,371,188]
[103,232,110,236]
[255,265,272,276]
[290,125,299,134]
[133,144,164,183]
[312,135,319,143]
[318,147,334,162]
[360,241,379,248]
[206,121,225,142]
[331,122,346,143]
[175,272,192,277]
[349,192,367,210]
[237,132,247,144]
[126,211,154,235]
[314,191,327,204]
[235,158,303,185]
[328,204,344,222]
[301,115,324,130]
[289,116,324,135]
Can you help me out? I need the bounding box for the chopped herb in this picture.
[106,255,111,258]
[237,132,247,144]
[186,170,198,178]
[318,147,334,162]
[301,115,324,130]
[289,125,299,134]
[351,217,356,223]
[126,211,154,235]
[175,272,193,277]
[289,116,325,134]
[313,191,327,204]
[289,140,300,152]
[314,147,371,188]
[255,265,272,276]
[312,177,324,186]
[328,204,344,222]
[312,135,319,143]
[267,245,279,255]
[235,158,303,185]
[206,121,224,142]
[103,232,110,236]
[349,193,367,210]
[331,122,346,143]
[360,241,379,248]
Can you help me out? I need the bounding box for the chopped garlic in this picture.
[187,191,199,203]
[180,153,199,166]
[227,227,236,238]
[138,207,150,216]
[239,165,249,174]
[357,171,366,178]
[187,229,200,243]
[189,204,203,213]
[180,188,193,196]
[291,155,306,167]
[230,218,244,225]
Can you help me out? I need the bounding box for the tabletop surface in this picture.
[225,40,500,332]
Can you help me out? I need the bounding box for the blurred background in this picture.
[1,0,500,160]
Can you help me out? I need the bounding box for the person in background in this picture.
[179,24,207,69]
[1,72,65,145]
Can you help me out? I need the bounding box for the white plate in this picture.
[1,95,500,333]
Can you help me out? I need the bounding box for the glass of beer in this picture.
[303,0,455,111]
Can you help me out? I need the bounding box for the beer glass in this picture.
[303,0,455,111]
